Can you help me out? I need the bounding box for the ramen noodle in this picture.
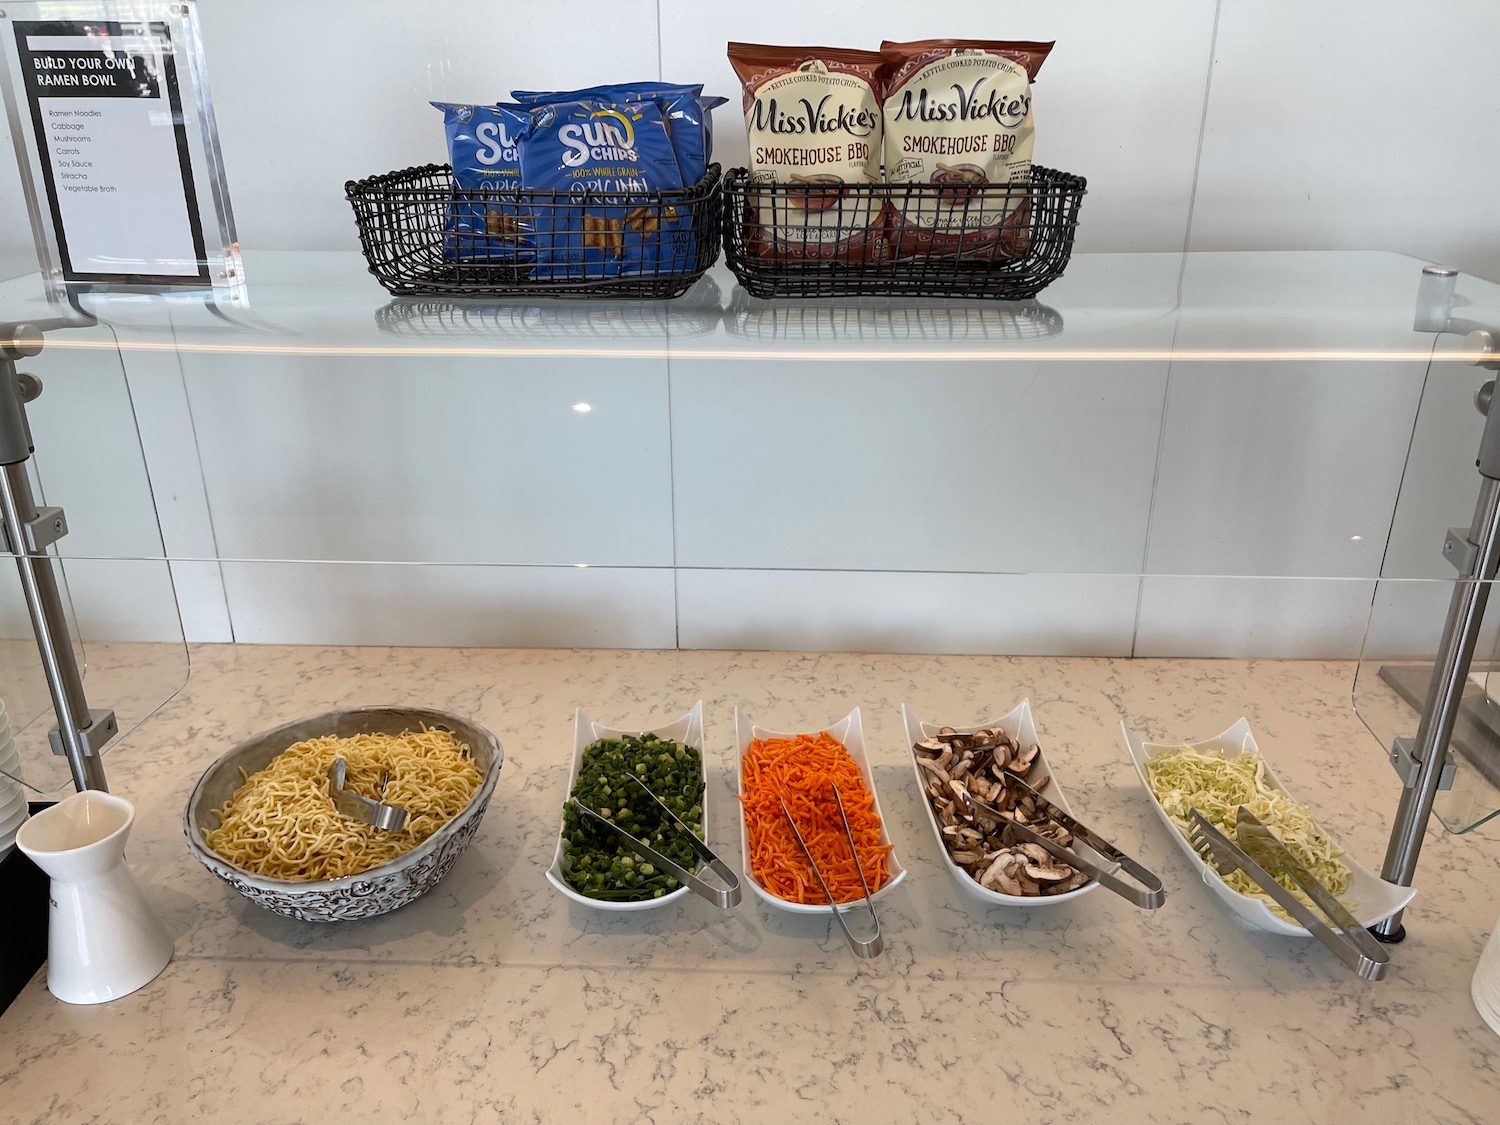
[728,42,888,261]
[880,39,1053,260]
[203,728,481,881]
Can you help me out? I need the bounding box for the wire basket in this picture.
[346,163,723,299]
[723,165,1084,300]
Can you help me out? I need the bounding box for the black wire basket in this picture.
[723,165,1084,300]
[346,163,723,299]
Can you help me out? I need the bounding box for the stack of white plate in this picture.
[0,698,29,858]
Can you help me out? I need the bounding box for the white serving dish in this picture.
[1120,717,1418,936]
[546,702,705,912]
[901,700,1103,907]
[734,707,906,915]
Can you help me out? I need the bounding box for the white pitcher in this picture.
[17,790,172,1005]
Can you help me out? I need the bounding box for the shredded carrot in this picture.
[740,730,894,905]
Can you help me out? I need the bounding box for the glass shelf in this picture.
[0,248,1497,818]
[0,249,1485,363]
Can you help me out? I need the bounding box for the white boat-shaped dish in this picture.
[734,707,906,915]
[546,702,705,912]
[901,700,1103,907]
[1120,717,1417,936]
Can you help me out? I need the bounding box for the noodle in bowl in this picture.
[185,707,502,923]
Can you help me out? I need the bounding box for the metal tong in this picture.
[1187,807,1389,981]
[571,773,741,909]
[327,757,409,832]
[961,775,1166,909]
[779,782,884,959]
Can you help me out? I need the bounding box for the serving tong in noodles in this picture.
[571,773,741,909]
[779,783,884,959]
[327,757,409,832]
[962,773,1167,909]
[1188,807,1389,980]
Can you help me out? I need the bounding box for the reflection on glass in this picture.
[1354,574,1500,836]
[725,288,1063,342]
[373,274,723,341]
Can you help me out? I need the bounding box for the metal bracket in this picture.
[1445,526,1479,573]
[48,708,118,759]
[0,504,66,553]
[1389,736,1457,790]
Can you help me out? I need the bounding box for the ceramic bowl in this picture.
[184,706,502,923]
[901,700,1103,907]
[545,703,705,912]
[1120,717,1416,935]
[734,707,906,914]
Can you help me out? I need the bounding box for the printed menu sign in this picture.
[14,21,207,283]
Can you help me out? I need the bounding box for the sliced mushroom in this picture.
[979,853,1011,885]
[992,867,1024,896]
[1018,842,1052,866]
[1024,863,1073,883]
[917,756,949,781]
[915,738,947,753]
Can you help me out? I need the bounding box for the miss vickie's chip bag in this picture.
[880,39,1053,260]
[433,101,531,260]
[520,97,686,280]
[728,42,888,262]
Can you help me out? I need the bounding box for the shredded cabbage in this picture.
[1144,745,1354,923]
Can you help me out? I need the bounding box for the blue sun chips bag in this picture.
[520,98,687,279]
[432,101,531,260]
[511,82,725,186]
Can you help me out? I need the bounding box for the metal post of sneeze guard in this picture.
[0,0,240,302]
[1372,266,1500,943]
[0,322,113,792]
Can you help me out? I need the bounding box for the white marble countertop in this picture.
[3,644,1498,1125]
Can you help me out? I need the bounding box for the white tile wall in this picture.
[1134,576,1377,659]
[220,561,676,648]
[677,569,1140,655]
[669,356,1170,574]
[1189,0,1500,283]
[182,354,675,568]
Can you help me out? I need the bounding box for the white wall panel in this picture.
[677,570,1139,656]
[184,354,674,568]
[220,562,676,648]
[1135,577,1376,659]
[670,354,1170,576]
[1190,0,1500,283]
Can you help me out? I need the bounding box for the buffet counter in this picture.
[1,643,1496,1125]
